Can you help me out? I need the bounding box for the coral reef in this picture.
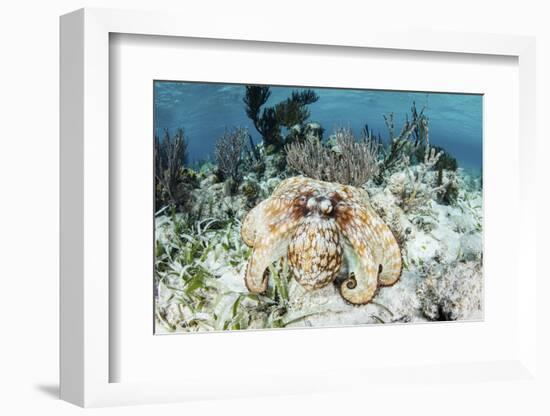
[389,146,443,213]
[154,162,483,332]
[377,102,430,181]
[285,127,379,186]
[153,92,483,333]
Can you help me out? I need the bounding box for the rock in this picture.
[304,122,324,140]
[405,231,440,265]
[412,215,437,233]
[368,186,401,219]
[416,261,482,321]
[460,233,482,261]
[289,124,302,135]
[265,144,278,155]
[325,134,337,149]
[239,179,260,201]
[373,270,424,323]
[243,172,259,183]
[449,211,477,233]
[264,152,286,178]
[386,171,407,197]
[369,187,410,247]
[224,194,248,219]
[163,303,182,328]
[265,177,282,195]
[198,161,216,175]
[209,182,224,193]
[223,178,238,196]
[285,268,425,327]
[200,173,219,188]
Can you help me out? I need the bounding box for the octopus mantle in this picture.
[241,176,402,305]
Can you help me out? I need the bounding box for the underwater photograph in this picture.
[153,81,483,334]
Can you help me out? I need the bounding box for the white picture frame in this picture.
[60,7,538,407]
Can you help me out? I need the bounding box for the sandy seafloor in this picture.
[154,161,483,334]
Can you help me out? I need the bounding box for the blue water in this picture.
[154,81,482,173]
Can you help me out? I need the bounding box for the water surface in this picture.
[154,81,483,173]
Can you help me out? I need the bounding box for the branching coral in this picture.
[285,127,379,186]
[214,127,247,192]
[436,170,460,205]
[388,144,461,214]
[415,144,458,173]
[240,132,265,176]
[274,90,319,129]
[365,102,461,211]
[331,128,380,185]
[377,102,430,181]
[387,145,447,213]
[243,85,319,149]
[243,86,271,123]
[243,86,278,147]
[409,102,430,147]
[154,128,192,210]
[401,146,443,210]
[285,135,326,180]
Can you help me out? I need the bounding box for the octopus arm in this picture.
[241,199,269,247]
[241,194,300,247]
[243,196,302,293]
[335,202,400,304]
[364,205,402,286]
[338,230,379,305]
[244,234,290,294]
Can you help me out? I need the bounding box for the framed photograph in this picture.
[60,8,538,407]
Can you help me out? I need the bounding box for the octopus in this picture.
[241,176,402,305]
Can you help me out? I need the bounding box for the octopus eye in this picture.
[297,195,307,205]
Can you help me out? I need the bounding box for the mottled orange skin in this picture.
[241,176,402,305]
[288,216,343,290]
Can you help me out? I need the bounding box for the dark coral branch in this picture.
[154,128,190,209]
[243,85,271,135]
[214,127,247,185]
[290,89,319,106]
[243,86,319,149]
[257,107,281,147]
